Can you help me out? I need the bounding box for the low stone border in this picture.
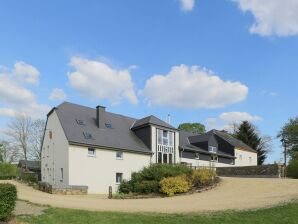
[38,182,88,195]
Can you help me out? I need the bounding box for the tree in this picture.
[0,140,20,163]
[234,121,269,165]
[29,119,46,160]
[278,117,298,158]
[178,123,206,134]
[5,115,33,169]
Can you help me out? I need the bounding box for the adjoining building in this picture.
[41,102,257,194]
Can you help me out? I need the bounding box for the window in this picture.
[211,155,218,162]
[105,123,112,129]
[60,168,63,182]
[83,132,93,139]
[88,148,96,157]
[49,131,52,139]
[158,152,162,163]
[76,119,85,125]
[163,153,168,164]
[116,151,123,159]
[116,173,123,184]
[169,154,173,164]
[195,153,200,160]
[239,155,242,161]
[157,129,174,146]
[208,146,217,153]
[249,157,252,164]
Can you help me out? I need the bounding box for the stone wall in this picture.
[216,164,284,178]
[38,182,88,195]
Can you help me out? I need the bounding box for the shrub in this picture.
[119,164,192,194]
[160,175,190,196]
[20,171,38,184]
[0,183,17,221]
[133,180,159,194]
[0,163,18,179]
[118,180,132,194]
[287,160,298,179]
[191,168,216,187]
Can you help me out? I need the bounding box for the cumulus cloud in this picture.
[12,61,40,84]
[68,57,138,105]
[49,88,67,101]
[142,64,248,109]
[233,0,298,36]
[205,111,262,132]
[180,0,195,11]
[0,62,49,118]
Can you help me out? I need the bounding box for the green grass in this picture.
[18,202,298,224]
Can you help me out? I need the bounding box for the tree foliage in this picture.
[178,123,206,134]
[278,117,298,158]
[234,121,270,165]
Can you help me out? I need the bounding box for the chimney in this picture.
[96,105,106,128]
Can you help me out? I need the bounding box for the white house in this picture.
[41,102,257,194]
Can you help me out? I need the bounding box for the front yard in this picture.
[17,201,298,224]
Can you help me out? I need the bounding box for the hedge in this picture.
[20,171,38,184]
[191,169,216,187]
[0,183,17,221]
[287,160,298,179]
[0,163,18,180]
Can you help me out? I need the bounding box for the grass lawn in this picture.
[18,201,298,224]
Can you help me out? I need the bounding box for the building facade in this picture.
[41,102,257,194]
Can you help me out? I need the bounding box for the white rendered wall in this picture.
[234,148,258,166]
[41,111,69,186]
[68,145,151,194]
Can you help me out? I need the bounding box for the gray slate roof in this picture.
[54,102,152,154]
[131,115,176,130]
[212,130,257,153]
[18,160,41,170]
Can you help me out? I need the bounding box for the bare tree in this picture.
[29,119,46,160]
[5,115,33,169]
[0,140,20,163]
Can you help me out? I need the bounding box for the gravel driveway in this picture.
[2,178,298,213]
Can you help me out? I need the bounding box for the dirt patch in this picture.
[13,200,45,216]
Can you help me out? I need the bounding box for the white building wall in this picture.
[68,145,151,194]
[41,111,69,186]
[234,148,258,166]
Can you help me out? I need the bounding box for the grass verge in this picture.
[18,201,298,224]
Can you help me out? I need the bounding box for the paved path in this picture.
[2,178,298,213]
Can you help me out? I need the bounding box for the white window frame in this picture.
[157,129,174,147]
[195,152,200,160]
[116,173,123,184]
[116,151,123,160]
[208,146,217,153]
[88,148,96,157]
[60,168,63,182]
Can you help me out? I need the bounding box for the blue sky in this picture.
[1,0,298,163]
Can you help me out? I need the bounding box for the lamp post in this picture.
[281,138,287,178]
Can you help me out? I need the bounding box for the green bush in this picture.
[287,160,298,179]
[191,168,216,187]
[20,171,38,184]
[0,163,18,179]
[133,180,159,194]
[160,175,190,196]
[0,183,17,221]
[119,164,192,194]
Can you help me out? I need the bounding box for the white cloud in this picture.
[13,61,40,84]
[0,62,49,118]
[49,88,67,101]
[205,111,262,132]
[142,64,248,109]
[180,0,195,11]
[68,56,138,105]
[233,0,298,36]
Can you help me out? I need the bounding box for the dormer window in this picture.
[208,146,217,153]
[157,129,174,146]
